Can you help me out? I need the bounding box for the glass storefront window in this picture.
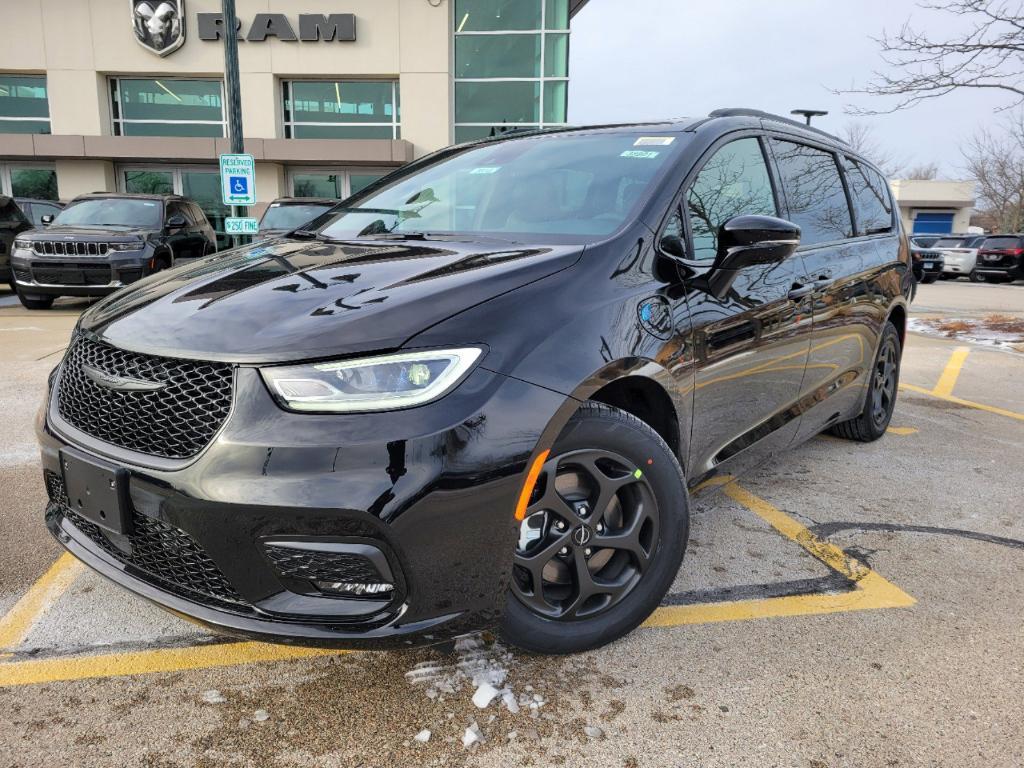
[289,170,388,199]
[10,168,58,200]
[453,0,569,141]
[283,81,399,140]
[0,75,50,134]
[111,78,224,137]
[349,172,385,195]
[124,170,175,195]
[455,0,542,31]
[456,34,541,79]
[455,81,540,125]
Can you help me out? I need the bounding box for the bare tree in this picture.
[839,122,902,175]
[962,111,1024,230]
[903,161,941,180]
[844,0,1024,113]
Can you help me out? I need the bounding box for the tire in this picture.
[969,270,985,283]
[148,253,171,276]
[830,322,902,442]
[15,287,55,310]
[921,274,940,284]
[500,402,688,654]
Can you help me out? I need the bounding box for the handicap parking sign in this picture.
[219,153,256,206]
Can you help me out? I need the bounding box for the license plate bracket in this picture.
[60,447,130,535]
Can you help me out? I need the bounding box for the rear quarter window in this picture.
[981,236,1023,249]
[842,157,892,235]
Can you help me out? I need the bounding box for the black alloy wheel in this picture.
[511,447,659,620]
[501,402,688,654]
[831,321,902,442]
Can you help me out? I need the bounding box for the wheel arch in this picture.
[886,301,907,346]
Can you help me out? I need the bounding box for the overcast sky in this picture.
[568,0,1011,178]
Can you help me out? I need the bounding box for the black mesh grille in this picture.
[45,471,246,609]
[264,545,384,584]
[57,336,234,459]
[32,262,112,286]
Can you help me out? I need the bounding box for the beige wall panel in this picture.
[0,3,46,71]
[399,0,450,73]
[239,72,278,139]
[56,158,116,199]
[398,72,450,156]
[47,71,108,136]
[40,0,96,70]
[255,161,286,205]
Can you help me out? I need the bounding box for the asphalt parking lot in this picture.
[1,281,1022,768]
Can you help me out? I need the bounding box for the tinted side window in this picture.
[686,137,777,261]
[842,157,892,235]
[189,204,208,225]
[770,140,853,245]
[0,199,27,226]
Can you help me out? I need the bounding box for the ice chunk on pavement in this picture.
[414,729,431,743]
[502,691,520,714]
[253,709,270,722]
[584,725,604,739]
[462,722,483,748]
[202,690,226,704]
[472,682,501,709]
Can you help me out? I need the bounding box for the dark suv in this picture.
[38,110,911,654]
[11,193,217,309]
[974,235,1024,282]
[0,195,33,287]
[909,235,944,283]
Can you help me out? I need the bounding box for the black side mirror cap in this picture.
[40,214,54,225]
[659,233,686,259]
[166,215,188,229]
[701,215,801,298]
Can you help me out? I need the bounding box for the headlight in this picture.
[261,348,483,413]
[108,241,144,251]
[13,238,31,250]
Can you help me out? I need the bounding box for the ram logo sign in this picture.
[131,0,186,57]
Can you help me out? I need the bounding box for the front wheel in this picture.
[830,322,902,442]
[500,402,688,654]
[15,287,55,310]
[969,269,985,283]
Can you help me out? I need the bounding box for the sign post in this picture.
[221,0,247,246]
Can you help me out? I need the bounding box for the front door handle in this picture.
[788,283,814,300]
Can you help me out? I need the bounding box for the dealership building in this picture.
[0,0,588,243]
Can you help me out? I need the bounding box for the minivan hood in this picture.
[79,237,583,363]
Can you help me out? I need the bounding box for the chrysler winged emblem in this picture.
[131,0,185,57]
[83,363,167,393]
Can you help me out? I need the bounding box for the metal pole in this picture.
[221,0,245,246]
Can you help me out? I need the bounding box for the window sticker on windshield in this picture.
[620,150,660,159]
[470,166,501,174]
[634,136,675,146]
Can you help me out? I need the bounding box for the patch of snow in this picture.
[462,722,483,748]
[584,725,605,739]
[201,690,226,704]
[253,709,270,722]
[414,729,431,743]
[472,682,501,709]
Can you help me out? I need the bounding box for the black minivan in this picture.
[38,110,911,654]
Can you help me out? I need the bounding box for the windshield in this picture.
[911,236,940,248]
[54,198,162,228]
[261,203,335,231]
[317,132,682,242]
[934,237,966,247]
[982,236,1022,249]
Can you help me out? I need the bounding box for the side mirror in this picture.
[659,233,686,259]
[40,214,54,225]
[702,215,801,298]
[166,215,188,229]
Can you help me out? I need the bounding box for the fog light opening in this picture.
[315,580,394,596]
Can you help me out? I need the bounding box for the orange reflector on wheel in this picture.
[514,449,550,521]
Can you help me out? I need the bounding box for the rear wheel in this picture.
[501,402,688,654]
[830,322,902,442]
[15,287,55,310]
[969,269,985,283]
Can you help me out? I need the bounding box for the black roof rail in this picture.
[707,108,847,145]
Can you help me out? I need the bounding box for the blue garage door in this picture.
[913,212,954,234]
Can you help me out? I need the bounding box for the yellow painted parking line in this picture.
[901,382,1024,422]
[886,426,918,436]
[0,478,913,687]
[932,346,971,397]
[0,553,83,651]
[0,642,342,688]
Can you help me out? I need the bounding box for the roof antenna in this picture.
[791,109,828,126]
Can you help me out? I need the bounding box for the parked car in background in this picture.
[909,235,944,283]
[0,195,34,288]
[38,110,912,654]
[974,234,1024,283]
[258,197,338,237]
[10,193,218,309]
[935,234,987,281]
[15,198,65,228]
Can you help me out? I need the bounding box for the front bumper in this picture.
[11,248,150,296]
[38,362,570,649]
